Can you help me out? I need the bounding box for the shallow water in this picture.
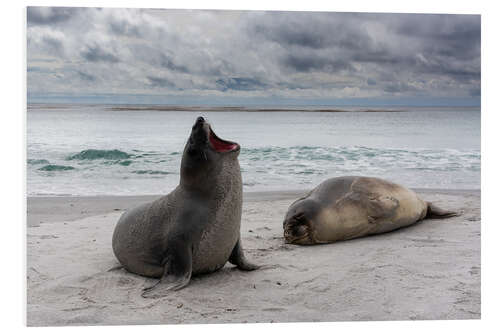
[27,104,480,196]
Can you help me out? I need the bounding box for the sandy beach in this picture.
[27,189,480,326]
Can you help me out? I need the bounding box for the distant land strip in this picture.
[105,106,406,113]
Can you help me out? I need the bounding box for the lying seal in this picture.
[112,117,258,298]
[283,176,459,245]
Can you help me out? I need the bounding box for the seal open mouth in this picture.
[192,117,240,153]
[208,126,239,153]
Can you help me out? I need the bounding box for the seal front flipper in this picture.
[229,239,259,271]
[365,195,400,223]
[342,191,399,223]
[141,242,193,299]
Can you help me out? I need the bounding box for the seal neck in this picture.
[179,160,219,196]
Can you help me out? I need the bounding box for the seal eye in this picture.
[293,225,308,237]
[292,212,307,225]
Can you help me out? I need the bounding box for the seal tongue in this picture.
[209,129,238,152]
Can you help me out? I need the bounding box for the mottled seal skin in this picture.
[283,176,459,245]
[112,117,258,298]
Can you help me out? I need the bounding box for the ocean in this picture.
[27,104,481,196]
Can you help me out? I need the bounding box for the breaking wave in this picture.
[38,164,76,171]
[67,149,132,160]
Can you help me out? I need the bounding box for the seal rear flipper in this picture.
[229,239,259,271]
[107,264,123,272]
[426,202,461,219]
[141,244,193,299]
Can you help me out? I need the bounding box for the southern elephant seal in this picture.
[283,176,459,245]
[112,117,258,298]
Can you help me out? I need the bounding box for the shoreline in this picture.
[27,188,480,227]
[26,190,308,227]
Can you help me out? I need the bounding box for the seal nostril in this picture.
[192,117,205,130]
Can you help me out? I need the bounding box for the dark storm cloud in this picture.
[426,65,480,83]
[394,14,480,59]
[384,14,481,85]
[250,12,371,51]
[249,12,480,85]
[27,7,77,25]
[283,54,355,73]
[253,24,327,49]
[351,50,402,65]
[250,12,404,76]
[413,52,480,83]
[81,45,119,63]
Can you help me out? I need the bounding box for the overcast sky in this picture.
[27,7,481,106]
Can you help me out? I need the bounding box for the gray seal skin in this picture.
[112,117,258,298]
[283,176,459,245]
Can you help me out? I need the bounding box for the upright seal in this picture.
[112,117,258,298]
[283,176,459,245]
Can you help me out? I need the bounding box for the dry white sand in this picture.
[27,189,480,326]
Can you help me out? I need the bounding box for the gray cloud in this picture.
[250,12,372,51]
[469,87,481,97]
[159,53,190,73]
[27,8,481,102]
[283,54,355,73]
[253,24,327,49]
[215,77,267,91]
[41,36,65,57]
[81,45,119,63]
[108,18,142,37]
[27,7,77,25]
[147,76,176,88]
[76,70,96,82]
[249,12,480,93]
[383,82,416,93]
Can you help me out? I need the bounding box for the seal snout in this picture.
[192,116,206,129]
[189,116,210,145]
[283,212,311,244]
